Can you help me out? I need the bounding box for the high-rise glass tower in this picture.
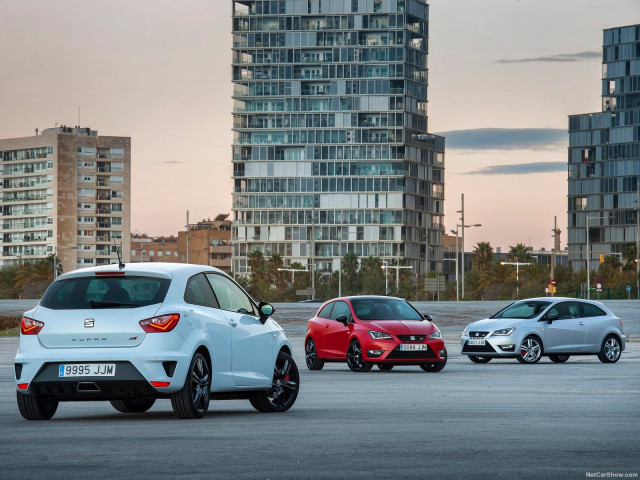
[567,24,640,272]
[231,0,445,281]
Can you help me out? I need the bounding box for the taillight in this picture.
[17,383,29,390]
[21,317,44,335]
[150,381,171,388]
[139,313,180,333]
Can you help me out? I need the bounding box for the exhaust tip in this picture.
[77,382,101,392]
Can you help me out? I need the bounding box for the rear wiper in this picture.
[90,300,141,308]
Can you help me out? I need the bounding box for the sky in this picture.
[1,0,638,253]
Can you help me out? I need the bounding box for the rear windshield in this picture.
[351,298,423,321]
[40,276,171,310]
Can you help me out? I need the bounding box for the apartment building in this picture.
[0,126,131,274]
[231,0,445,278]
[177,215,232,272]
[568,24,640,271]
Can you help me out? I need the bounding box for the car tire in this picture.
[305,338,324,370]
[548,354,570,363]
[420,348,447,372]
[346,340,373,372]
[377,364,394,371]
[170,352,210,419]
[597,335,622,363]
[110,398,156,413]
[17,392,58,420]
[468,355,492,364]
[517,336,543,364]
[250,351,300,413]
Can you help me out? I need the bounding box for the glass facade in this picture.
[567,24,640,270]
[231,0,445,277]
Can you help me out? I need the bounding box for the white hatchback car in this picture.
[460,297,626,364]
[15,263,299,420]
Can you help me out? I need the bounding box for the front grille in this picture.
[469,331,490,338]
[396,335,426,342]
[386,345,437,360]
[462,343,497,353]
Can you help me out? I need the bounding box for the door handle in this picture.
[579,322,586,326]
[324,324,329,328]
[229,319,237,327]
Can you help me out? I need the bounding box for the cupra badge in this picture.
[84,318,95,328]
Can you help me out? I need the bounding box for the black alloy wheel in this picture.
[305,338,324,370]
[110,398,156,413]
[516,336,543,364]
[17,392,59,420]
[346,341,372,372]
[250,351,300,412]
[597,335,622,363]
[171,352,211,419]
[548,354,570,363]
[468,355,492,364]
[420,348,447,372]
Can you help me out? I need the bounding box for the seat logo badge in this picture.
[410,336,415,341]
[84,318,95,328]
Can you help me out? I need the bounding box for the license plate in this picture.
[469,338,486,346]
[399,344,428,351]
[58,364,116,377]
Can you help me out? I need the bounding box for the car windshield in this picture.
[40,275,171,310]
[351,298,423,321]
[490,301,551,319]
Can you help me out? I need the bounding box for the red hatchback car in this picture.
[305,296,447,372]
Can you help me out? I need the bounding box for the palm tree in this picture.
[359,256,385,295]
[507,243,533,263]
[341,252,360,295]
[472,242,494,272]
[267,253,287,290]
[0,268,20,299]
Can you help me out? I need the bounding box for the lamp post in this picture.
[501,261,532,299]
[457,193,482,299]
[586,215,610,300]
[449,227,460,301]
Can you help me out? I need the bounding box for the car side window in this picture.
[548,302,579,320]
[330,301,351,321]
[184,274,219,308]
[317,303,334,319]
[205,273,256,316]
[581,303,606,317]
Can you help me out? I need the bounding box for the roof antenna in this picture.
[113,238,125,269]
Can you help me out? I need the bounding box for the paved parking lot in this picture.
[1,331,638,479]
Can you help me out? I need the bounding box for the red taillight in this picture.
[21,317,44,335]
[17,383,29,390]
[139,313,180,333]
[150,381,171,388]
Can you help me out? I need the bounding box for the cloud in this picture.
[464,162,567,175]
[497,50,600,63]
[436,128,566,151]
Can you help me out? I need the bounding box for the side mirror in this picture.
[423,314,433,322]
[258,302,275,324]
[546,313,559,324]
[335,315,349,326]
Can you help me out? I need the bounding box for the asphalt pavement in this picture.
[1,330,638,479]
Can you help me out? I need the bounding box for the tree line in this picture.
[235,243,640,302]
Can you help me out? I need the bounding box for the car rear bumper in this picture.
[15,348,192,396]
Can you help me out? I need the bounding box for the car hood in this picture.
[28,304,161,349]
[466,317,527,332]
[366,320,436,335]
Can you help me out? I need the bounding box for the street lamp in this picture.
[458,193,482,299]
[586,215,610,300]
[501,261,532,299]
[449,227,460,302]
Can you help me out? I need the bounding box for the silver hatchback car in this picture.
[460,297,626,364]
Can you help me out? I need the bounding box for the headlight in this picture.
[429,329,441,339]
[491,327,515,336]
[369,330,393,340]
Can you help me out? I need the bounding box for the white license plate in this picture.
[58,364,116,377]
[399,344,428,351]
[469,338,486,346]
